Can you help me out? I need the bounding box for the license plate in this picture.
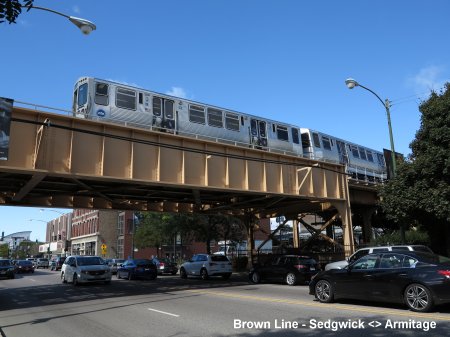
[310,267,315,271]
[145,268,150,271]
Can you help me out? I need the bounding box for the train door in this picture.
[250,119,267,148]
[336,140,349,165]
[152,96,176,133]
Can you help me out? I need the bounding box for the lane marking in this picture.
[187,289,450,321]
[148,308,179,317]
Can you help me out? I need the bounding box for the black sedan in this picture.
[310,251,450,312]
[249,255,319,286]
[152,257,178,275]
[0,259,15,279]
[117,259,157,280]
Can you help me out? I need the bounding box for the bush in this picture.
[371,229,430,246]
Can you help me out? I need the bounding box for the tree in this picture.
[0,0,33,24]
[379,83,450,255]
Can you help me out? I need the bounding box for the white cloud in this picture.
[166,87,187,98]
[72,6,81,14]
[408,65,447,94]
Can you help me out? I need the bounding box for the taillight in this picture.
[160,262,165,267]
[294,264,307,270]
[438,270,450,278]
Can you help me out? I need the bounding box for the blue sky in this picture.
[1,0,449,242]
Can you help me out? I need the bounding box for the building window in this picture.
[118,214,124,236]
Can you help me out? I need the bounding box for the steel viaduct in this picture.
[0,106,379,257]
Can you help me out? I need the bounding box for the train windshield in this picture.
[77,83,88,106]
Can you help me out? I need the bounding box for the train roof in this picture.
[79,76,304,130]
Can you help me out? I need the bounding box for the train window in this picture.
[189,104,205,124]
[301,133,311,148]
[276,125,289,142]
[94,83,108,106]
[241,116,244,126]
[259,121,267,138]
[350,145,360,158]
[139,93,143,104]
[359,147,367,160]
[367,151,374,162]
[116,87,136,110]
[322,136,332,150]
[377,153,385,167]
[291,128,300,144]
[207,108,223,128]
[165,100,174,119]
[77,83,88,106]
[225,112,239,131]
[250,119,258,136]
[312,133,321,148]
[153,97,162,116]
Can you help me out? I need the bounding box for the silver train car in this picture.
[72,77,387,182]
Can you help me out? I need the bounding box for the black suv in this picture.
[51,256,66,271]
[249,255,319,286]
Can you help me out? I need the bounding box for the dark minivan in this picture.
[249,255,319,286]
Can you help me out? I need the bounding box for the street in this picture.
[1,269,449,337]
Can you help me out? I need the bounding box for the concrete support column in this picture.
[292,220,300,248]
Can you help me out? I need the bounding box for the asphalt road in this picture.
[1,269,450,337]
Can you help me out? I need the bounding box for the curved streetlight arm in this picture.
[355,83,386,108]
[22,5,96,34]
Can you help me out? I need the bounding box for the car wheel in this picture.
[61,272,67,283]
[315,279,334,303]
[73,274,79,286]
[200,268,209,280]
[171,271,178,275]
[149,273,157,280]
[404,283,433,312]
[180,268,187,279]
[250,271,261,284]
[285,272,297,286]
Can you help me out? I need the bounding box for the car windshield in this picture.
[76,256,104,266]
[134,259,153,267]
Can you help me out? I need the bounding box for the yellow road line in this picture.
[187,289,450,321]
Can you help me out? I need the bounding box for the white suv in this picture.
[61,255,112,285]
[180,254,232,280]
[325,245,433,271]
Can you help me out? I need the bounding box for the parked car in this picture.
[0,259,15,279]
[61,255,111,285]
[249,255,319,286]
[180,254,232,280]
[152,257,178,275]
[117,259,157,280]
[324,245,434,271]
[51,256,66,271]
[310,251,450,313]
[106,259,125,275]
[36,258,49,269]
[15,260,35,273]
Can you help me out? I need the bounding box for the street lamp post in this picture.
[345,78,404,242]
[345,78,397,176]
[23,5,96,34]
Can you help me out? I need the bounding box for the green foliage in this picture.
[0,0,33,24]
[379,83,450,255]
[0,243,9,257]
[371,229,430,246]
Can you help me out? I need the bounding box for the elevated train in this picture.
[73,77,387,183]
